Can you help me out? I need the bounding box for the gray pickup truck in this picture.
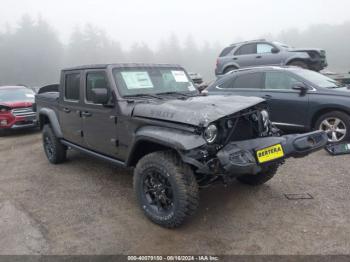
[35,63,327,228]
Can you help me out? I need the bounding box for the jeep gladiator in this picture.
[35,63,328,228]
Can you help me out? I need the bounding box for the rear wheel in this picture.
[42,124,67,164]
[237,163,279,186]
[133,151,199,228]
[315,111,350,143]
[288,60,308,69]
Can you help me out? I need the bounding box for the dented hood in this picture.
[132,95,265,127]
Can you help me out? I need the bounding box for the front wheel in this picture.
[315,111,350,143]
[288,60,308,69]
[237,163,279,186]
[133,151,199,228]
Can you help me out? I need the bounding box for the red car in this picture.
[0,86,37,133]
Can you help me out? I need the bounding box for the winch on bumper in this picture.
[183,130,328,176]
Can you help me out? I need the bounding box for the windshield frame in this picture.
[0,87,35,103]
[112,66,198,98]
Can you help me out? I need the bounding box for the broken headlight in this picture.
[204,124,218,144]
[261,109,270,131]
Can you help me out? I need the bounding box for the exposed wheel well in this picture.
[223,65,238,74]
[287,59,308,66]
[39,114,50,129]
[311,108,350,128]
[128,140,177,167]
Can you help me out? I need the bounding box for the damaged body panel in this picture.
[35,63,328,228]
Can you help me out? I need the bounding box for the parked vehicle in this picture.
[0,86,37,134]
[35,63,327,228]
[188,72,204,85]
[215,39,327,76]
[323,71,350,86]
[208,66,350,143]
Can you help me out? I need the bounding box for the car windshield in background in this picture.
[113,67,197,97]
[273,42,291,48]
[293,69,344,88]
[0,88,35,102]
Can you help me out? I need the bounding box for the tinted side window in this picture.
[234,43,256,55]
[86,72,108,102]
[264,72,299,90]
[232,73,263,89]
[219,46,235,57]
[257,43,274,54]
[65,73,80,101]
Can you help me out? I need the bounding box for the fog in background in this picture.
[0,0,350,86]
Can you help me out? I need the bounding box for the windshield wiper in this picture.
[123,93,164,100]
[156,91,197,97]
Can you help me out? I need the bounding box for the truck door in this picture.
[59,71,84,145]
[81,70,119,157]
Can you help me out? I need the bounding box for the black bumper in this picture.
[216,130,327,176]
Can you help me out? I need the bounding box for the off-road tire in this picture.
[223,66,238,74]
[237,163,279,186]
[133,151,199,228]
[42,124,66,164]
[288,60,309,69]
[315,111,350,143]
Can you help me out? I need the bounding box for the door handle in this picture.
[81,111,92,117]
[233,57,238,60]
[63,108,71,113]
[256,55,262,58]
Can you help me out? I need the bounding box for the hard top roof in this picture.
[63,63,183,71]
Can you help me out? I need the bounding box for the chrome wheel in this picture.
[319,117,346,142]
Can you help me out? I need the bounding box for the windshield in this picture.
[273,41,291,49]
[0,88,35,102]
[293,69,345,88]
[113,67,197,96]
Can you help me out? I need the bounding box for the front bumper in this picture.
[183,130,327,176]
[217,130,327,176]
[0,115,38,130]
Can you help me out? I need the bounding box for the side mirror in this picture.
[271,47,280,54]
[292,82,308,92]
[91,88,109,105]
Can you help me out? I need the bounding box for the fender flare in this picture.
[39,108,63,138]
[126,125,206,166]
[222,62,239,73]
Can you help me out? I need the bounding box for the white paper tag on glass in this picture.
[26,94,35,98]
[121,72,154,89]
[171,71,189,82]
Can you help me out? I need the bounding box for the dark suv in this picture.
[215,39,327,75]
[208,66,350,143]
[35,63,327,228]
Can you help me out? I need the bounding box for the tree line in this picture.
[0,15,349,87]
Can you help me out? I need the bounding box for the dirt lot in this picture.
[0,130,349,255]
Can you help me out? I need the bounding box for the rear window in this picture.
[219,46,235,57]
[65,73,80,101]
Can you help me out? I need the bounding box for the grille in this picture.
[11,107,36,117]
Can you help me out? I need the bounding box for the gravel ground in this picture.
[0,130,349,255]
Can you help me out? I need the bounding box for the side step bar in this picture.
[61,140,126,167]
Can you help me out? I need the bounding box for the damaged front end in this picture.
[180,105,328,186]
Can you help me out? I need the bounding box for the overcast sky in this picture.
[1,0,350,49]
